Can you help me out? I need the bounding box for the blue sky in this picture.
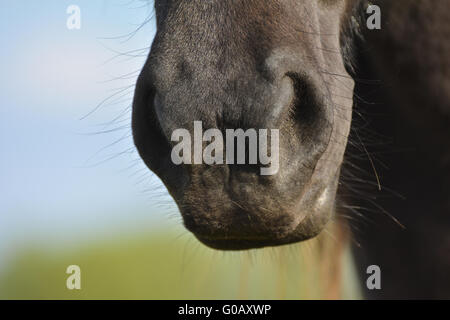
[0,1,181,259]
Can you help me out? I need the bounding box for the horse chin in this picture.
[169,167,339,251]
[189,188,336,251]
[192,211,332,251]
[194,236,301,251]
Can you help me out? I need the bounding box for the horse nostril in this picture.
[152,92,175,144]
[153,93,163,123]
[271,76,296,123]
[284,73,323,129]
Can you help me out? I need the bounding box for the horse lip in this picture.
[194,235,303,251]
[177,162,340,250]
[191,192,334,251]
[193,210,327,250]
[181,174,338,251]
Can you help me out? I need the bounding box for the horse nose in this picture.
[266,75,297,126]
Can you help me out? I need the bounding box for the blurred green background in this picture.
[0,227,360,299]
[0,0,360,299]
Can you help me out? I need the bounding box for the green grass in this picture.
[0,228,360,299]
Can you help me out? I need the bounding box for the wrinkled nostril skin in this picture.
[132,0,355,250]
